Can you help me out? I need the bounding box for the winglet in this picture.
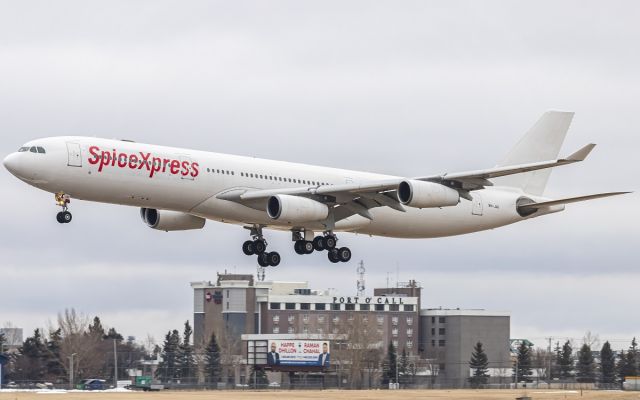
[566,143,596,161]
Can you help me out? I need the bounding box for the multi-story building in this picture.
[191,273,510,388]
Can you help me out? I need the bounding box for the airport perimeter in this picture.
[1,389,640,400]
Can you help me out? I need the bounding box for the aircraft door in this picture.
[66,142,82,167]
[472,193,483,216]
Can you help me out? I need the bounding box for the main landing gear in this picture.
[242,225,281,267]
[55,192,72,224]
[294,232,351,263]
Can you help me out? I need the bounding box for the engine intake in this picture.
[397,180,460,208]
[267,195,329,223]
[140,208,206,231]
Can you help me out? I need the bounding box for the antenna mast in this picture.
[357,260,366,296]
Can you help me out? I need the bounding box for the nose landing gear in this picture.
[55,192,72,224]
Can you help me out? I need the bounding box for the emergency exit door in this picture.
[66,142,82,167]
[472,193,483,216]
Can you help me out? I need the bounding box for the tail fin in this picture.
[491,111,574,195]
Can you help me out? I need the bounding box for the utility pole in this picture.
[546,337,553,386]
[514,358,519,389]
[113,339,118,388]
[68,353,77,390]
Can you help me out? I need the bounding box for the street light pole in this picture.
[113,339,118,388]
[68,353,77,390]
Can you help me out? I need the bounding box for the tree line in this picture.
[468,337,639,388]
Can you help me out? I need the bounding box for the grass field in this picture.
[1,389,639,400]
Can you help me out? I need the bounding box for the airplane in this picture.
[3,111,629,266]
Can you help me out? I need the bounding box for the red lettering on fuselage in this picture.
[87,145,199,178]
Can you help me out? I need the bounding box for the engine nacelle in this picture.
[140,208,206,231]
[267,195,329,223]
[397,180,460,208]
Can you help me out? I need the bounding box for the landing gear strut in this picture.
[293,231,351,263]
[55,192,72,224]
[242,225,280,267]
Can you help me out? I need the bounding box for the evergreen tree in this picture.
[600,341,616,384]
[576,344,595,383]
[469,342,490,388]
[45,328,64,380]
[382,341,397,385]
[88,317,105,338]
[513,341,532,383]
[203,332,222,386]
[559,340,574,379]
[249,365,269,388]
[14,329,47,381]
[0,332,6,352]
[104,327,124,342]
[178,321,196,383]
[155,330,181,383]
[399,347,409,383]
[552,341,562,379]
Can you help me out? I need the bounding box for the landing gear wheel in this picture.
[56,212,65,224]
[312,236,325,251]
[328,249,340,263]
[303,241,314,254]
[266,252,281,267]
[337,247,352,262]
[62,211,72,223]
[294,240,305,255]
[257,253,269,267]
[322,236,336,250]
[242,240,255,255]
[253,239,267,255]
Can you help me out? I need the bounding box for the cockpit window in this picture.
[37,146,46,154]
[30,146,38,153]
[18,147,29,152]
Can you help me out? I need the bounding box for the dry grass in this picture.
[1,389,639,400]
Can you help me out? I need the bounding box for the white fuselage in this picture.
[4,136,538,238]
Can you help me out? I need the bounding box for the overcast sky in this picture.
[1,0,638,351]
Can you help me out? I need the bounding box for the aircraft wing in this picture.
[216,143,596,221]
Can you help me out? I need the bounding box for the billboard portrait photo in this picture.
[266,340,330,367]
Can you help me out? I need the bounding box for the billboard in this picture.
[265,340,330,367]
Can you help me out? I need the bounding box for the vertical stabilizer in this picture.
[492,111,574,195]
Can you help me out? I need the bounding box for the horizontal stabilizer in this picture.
[566,143,596,161]
[518,192,631,211]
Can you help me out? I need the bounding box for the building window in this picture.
[226,302,229,310]
[303,326,308,334]
[389,304,399,312]
[407,328,413,337]
[285,303,296,310]
[392,340,398,348]
[404,305,414,312]
[317,328,323,334]
[288,327,295,334]
[431,317,435,323]
[315,303,326,310]
[317,315,325,323]
[288,316,295,324]
[360,304,370,311]
[439,340,446,347]
[273,327,279,334]
[391,317,398,326]
[300,303,310,310]
[439,363,446,371]
[431,340,436,347]
[439,317,446,323]
[377,316,384,325]
[272,315,279,323]
[332,327,339,334]
[362,316,368,324]
[392,328,398,337]
[347,315,354,322]
[303,314,309,324]
[377,328,383,336]
[270,303,281,310]
[375,304,385,311]
[331,303,341,311]
[431,328,435,335]
[345,304,355,311]
[332,316,340,324]
[407,341,413,349]
[439,328,445,335]
[406,317,413,325]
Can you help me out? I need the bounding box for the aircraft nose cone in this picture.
[3,153,19,174]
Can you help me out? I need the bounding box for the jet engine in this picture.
[140,208,206,231]
[267,195,329,223]
[397,180,460,208]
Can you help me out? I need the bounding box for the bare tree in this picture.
[333,314,383,389]
[53,309,104,382]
